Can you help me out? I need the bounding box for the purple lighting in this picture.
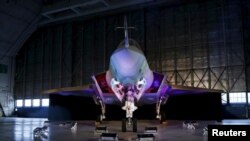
[153,81,160,87]
[146,72,164,93]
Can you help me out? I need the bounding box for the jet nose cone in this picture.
[110,47,143,76]
[116,49,137,67]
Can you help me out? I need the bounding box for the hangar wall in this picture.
[242,0,250,96]
[14,0,250,118]
[242,0,250,119]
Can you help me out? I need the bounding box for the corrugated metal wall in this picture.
[14,0,249,101]
[242,0,250,93]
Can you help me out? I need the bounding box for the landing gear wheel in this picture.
[160,111,167,124]
[95,115,102,125]
[122,118,126,132]
[132,118,137,132]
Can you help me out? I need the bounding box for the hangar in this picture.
[0,0,250,141]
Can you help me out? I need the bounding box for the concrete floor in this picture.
[0,118,250,141]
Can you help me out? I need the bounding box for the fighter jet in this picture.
[44,16,221,132]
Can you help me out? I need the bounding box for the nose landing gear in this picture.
[122,118,137,132]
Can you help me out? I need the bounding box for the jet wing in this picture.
[42,85,95,97]
[166,85,223,95]
[138,83,223,105]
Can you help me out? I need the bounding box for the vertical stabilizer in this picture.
[116,16,136,48]
[124,16,129,48]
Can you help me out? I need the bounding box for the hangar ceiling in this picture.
[0,0,185,63]
[0,0,43,62]
[40,0,154,25]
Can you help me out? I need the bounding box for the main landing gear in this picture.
[122,118,137,132]
[94,96,106,125]
[156,96,168,124]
